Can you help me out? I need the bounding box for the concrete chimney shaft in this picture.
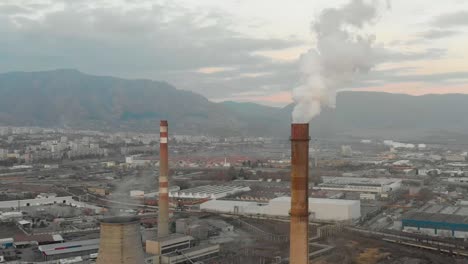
[290,123,310,264]
[158,120,169,238]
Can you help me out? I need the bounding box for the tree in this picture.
[228,166,237,180]
[238,168,246,179]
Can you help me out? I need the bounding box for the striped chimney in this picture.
[158,120,170,238]
[290,123,310,264]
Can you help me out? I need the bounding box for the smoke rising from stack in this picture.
[292,0,384,123]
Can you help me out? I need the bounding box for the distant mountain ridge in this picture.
[0,69,245,135]
[0,69,468,138]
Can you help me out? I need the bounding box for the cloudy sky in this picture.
[0,0,467,106]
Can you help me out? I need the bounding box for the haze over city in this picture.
[0,0,468,264]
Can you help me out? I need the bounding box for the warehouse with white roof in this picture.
[317,177,402,194]
[170,185,250,199]
[200,197,360,221]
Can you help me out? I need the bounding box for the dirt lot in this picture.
[0,222,22,238]
[316,231,468,264]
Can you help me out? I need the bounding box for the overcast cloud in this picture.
[0,0,467,106]
[432,11,468,27]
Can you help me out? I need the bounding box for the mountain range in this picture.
[1,69,468,139]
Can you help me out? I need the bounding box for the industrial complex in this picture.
[1,119,468,264]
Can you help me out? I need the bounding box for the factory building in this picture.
[268,197,360,221]
[200,196,361,221]
[125,155,157,167]
[397,204,468,238]
[146,234,220,263]
[39,239,99,260]
[13,234,64,248]
[170,185,251,199]
[144,186,180,198]
[0,196,102,212]
[446,177,468,185]
[160,244,220,264]
[0,238,13,249]
[0,212,23,221]
[146,234,193,255]
[317,177,402,194]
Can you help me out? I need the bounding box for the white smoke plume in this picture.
[292,0,384,123]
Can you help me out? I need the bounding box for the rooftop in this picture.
[321,176,402,186]
[403,204,468,225]
[270,196,359,205]
[100,216,139,224]
[39,239,98,252]
[154,233,193,244]
[403,211,468,225]
[43,244,98,256]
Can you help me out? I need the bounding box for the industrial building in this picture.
[146,234,193,255]
[144,186,180,198]
[39,239,99,260]
[170,185,251,199]
[317,176,402,194]
[268,197,360,221]
[0,238,13,249]
[145,232,220,263]
[0,196,102,212]
[0,212,22,221]
[446,177,468,185]
[12,234,64,248]
[160,244,220,264]
[125,155,156,166]
[200,196,361,221]
[397,204,468,238]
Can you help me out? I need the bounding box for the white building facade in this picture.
[200,197,361,221]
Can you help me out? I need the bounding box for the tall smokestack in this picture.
[290,123,310,264]
[96,217,145,264]
[158,120,169,238]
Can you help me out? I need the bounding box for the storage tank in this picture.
[96,216,145,264]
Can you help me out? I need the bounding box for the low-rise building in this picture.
[200,197,361,221]
[317,177,402,194]
[397,204,468,238]
[171,185,250,199]
[39,239,99,261]
[160,244,220,264]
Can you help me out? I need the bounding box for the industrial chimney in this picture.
[290,123,310,264]
[158,120,170,238]
[96,216,145,264]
